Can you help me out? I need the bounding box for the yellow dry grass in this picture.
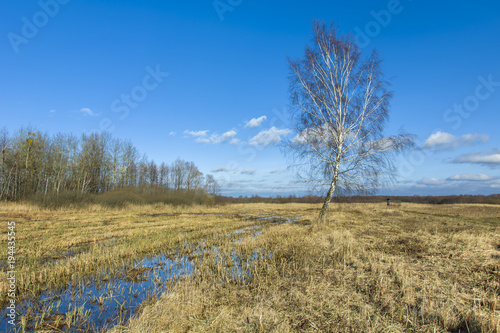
[1,202,499,332]
[109,203,500,332]
[0,202,294,308]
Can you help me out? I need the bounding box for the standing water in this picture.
[1,254,193,332]
[1,214,296,332]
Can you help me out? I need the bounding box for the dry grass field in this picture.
[1,202,499,332]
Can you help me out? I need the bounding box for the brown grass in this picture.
[0,202,293,309]
[108,203,500,332]
[1,202,499,332]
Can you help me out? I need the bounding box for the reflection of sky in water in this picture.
[1,215,295,332]
[1,255,194,332]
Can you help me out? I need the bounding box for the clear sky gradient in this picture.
[1,0,499,196]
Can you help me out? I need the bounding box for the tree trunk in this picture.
[318,178,337,222]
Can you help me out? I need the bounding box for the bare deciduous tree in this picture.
[0,126,218,201]
[205,174,220,196]
[159,162,170,190]
[285,20,415,221]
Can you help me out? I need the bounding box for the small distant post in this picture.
[386,198,390,207]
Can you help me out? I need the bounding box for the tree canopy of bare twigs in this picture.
[0,126,219,201]
[285,20,415,221]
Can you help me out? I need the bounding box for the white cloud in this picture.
[245,116,267,128]
[249,127,291,146]
[416,177,446,185]
[184,130,208,137]
[230,138,240,145]
[422,131,489,150]
[78,108,99,117]
[270,168,286,174]
[212,130,237,144]
[453,150,500,167]
[169,131,176,136]
[195,137,211,143]
[422,131,456,149]
[241,169,256,175]
[292,132,309,145]
[211,166,234,173]
[219,179,309,196]
[448,173,495,181]
[291,125,333,146]
[461,134,490,146]
[490,180,500,189]
[185,129,237,144]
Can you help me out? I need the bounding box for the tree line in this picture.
[216,194,500,205]
[0,127,219,202]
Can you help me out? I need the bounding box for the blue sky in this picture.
[1,0,499,196]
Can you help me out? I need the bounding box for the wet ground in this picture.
[1,214,296,332]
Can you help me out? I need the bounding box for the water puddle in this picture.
[147,212,227,218]
[1,255,193,332]
[1,214,297,332]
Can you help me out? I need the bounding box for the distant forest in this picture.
[217,194,500,205]
[0,127,219,206]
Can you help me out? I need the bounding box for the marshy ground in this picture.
[1,202,499,332]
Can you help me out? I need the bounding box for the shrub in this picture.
[27,191,95,209]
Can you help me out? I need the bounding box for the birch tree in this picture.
[286,20,414,221]
[0,127,215,200]
[159,162,170,190]
[0,128,10,200]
